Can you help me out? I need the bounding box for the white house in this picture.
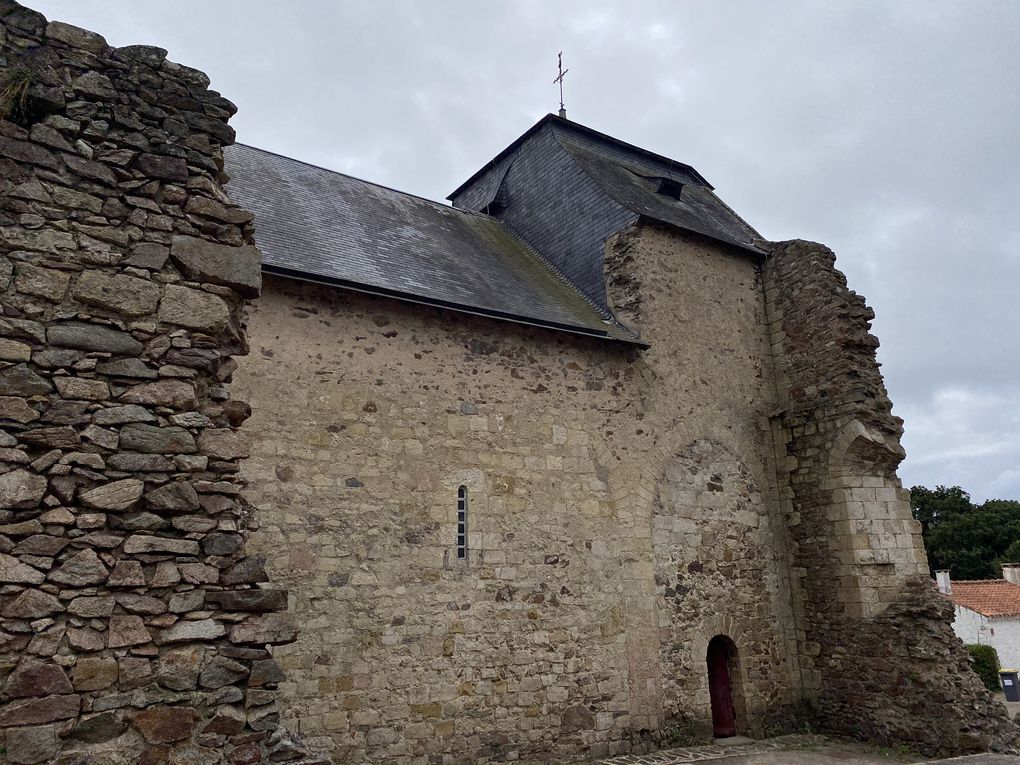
[936,565,1020,670]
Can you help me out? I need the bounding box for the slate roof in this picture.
[450,115,766,256]
[223,144,644,345]
[947,580,1020,618]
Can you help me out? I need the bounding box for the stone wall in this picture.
[233,225,801,762]
[0,3,324,763]
[763,239,1018,754]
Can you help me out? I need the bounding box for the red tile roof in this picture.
[948,579,1020,618]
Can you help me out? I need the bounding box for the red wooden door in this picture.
[707,636,736,737]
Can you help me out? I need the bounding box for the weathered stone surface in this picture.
[53,375,110,401]
[0,693,80,726]
[0,469,47,510]
[156,646,203,690]
[206,589,287,613]
[48,322,143,354]
[197,428,250,460]
[128,706,197,743]
[106,560,146,587]
[120,379,197,409]
[220,556,269,585]
[119,424,196,454]
[168,590,205,612]
[144,481,200,512]
[229,614,298,645]
[2,588,62,618]
[73,269,161,316]
[135,153,188,182]
[72,657,119,691]
[123,242,170,270]
[249,659,286,687]
[159,618,225,644]
[0,553,45,584]
[14,263,71,302]
[202,532,242,556]
[183,197,254,226]
[80,478,144,511]
[71,711,126,743]
[94,358,158,378]
[48,549,107,586]
[92,404,156,425]
[67,595,116,618]
[0,364,52,396]
[0,337,31,361]
[0,10,319,763]
[106,453,171,472]
[199,656,249,689]
[107,615,152,648]
[170,235,261,297]
[66,628,105,653]
[46,19,108,52]
[73,70,116,98]
[5,662,73,698]
[0,396,39,423]
[123,535,200,555]
[113,593,166,615]
[158,284,230,332]
[0,317,46,344]
[560,705,596,733]
[20,426,80,448]
[3,722,61,764]
[203,704,246,735]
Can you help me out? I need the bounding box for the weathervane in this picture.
[554,51,569,119]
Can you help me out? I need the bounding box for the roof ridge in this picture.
[500,219,642,342]
[953,579,1016,584]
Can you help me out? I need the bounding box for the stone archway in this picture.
[825,420,927,618]
[707,634,739,737]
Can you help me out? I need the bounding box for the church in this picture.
[0,4,1014,762]
[222,116,1001,760]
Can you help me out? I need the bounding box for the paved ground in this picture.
[596,735,1020,765]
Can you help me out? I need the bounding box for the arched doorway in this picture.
[707,635,737,737]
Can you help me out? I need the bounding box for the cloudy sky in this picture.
[32,1,1020,502]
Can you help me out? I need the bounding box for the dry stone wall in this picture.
[0,3,325,763]
[763,239,1018,754]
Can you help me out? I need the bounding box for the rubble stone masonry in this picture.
[234,225,803,762]
[763,239,1017,753]
[0,1,1016,763]
[0,2,325,763]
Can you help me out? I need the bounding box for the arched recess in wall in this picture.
[689,616,750,737]
[826,420,927,619]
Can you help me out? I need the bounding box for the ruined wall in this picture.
[0,3,324,763]
[233,226,800,762]
[763,239,1017,754]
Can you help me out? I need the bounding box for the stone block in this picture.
[170,235,261,297]
[80,478,144,511]
[158,284,230,332]
[73,270,161,316]
[0,469,47,510]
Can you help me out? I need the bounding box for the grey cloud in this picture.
[32,0,1020,500]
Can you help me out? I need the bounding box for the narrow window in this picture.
[457,486,468,560]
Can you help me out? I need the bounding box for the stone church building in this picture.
[0,3,1015,764]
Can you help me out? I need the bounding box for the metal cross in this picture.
[554,51,569,118]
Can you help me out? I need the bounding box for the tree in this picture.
[911,485,1020,579]
[909,485,973,536]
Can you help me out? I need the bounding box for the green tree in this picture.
[909,485,972,536]
[913,487,1020,579]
